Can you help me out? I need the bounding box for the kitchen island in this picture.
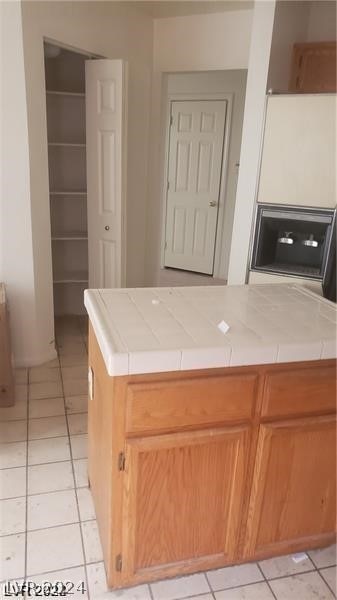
[84,283,336,589]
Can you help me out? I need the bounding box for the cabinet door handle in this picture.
[209,201,217,207]
[105,225,110,231]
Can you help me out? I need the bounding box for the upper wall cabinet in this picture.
[289,42,336,94]
[257,94,336,209]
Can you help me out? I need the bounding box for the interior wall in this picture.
[307,1,337,41]
[227,1,276,285]
[153,10,253,72]
[145,8,253,285]
[267,0,336,92]
[0,1,56,366]
[20,0,153,363]
[267,1,310,91]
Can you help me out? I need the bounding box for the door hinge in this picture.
[118,451,125,471]
[115,554,123,572]
[167,180,170,191]
[170,114,173,126]
[164,241,168,250]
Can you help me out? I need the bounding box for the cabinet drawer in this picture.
[262,364,336,419]
[125,373,257,435]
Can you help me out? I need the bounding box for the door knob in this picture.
[209,201,217,207]
[105,225,110,231]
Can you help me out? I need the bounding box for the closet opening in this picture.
[44,42,92,325]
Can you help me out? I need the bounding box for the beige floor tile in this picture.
[308,544,337,568]
[41,358,60,368]
[29,381,63,401]
[0,533,25,581]
[15,385,28,402]
[28,461,74,495]
[269,571,334,600]
[0,467,26,500]
[57,341,87,356]
[81,520,103,563]
[73,458,88,488]
[259,553,314,579]
[320,566,337,595]
[0,399,27,423]
[70,434,87,459]
[0,420,27,443]
[87,562,151,599]
[14,369,28,385]
[28,437,70,465]
[214,582,274,600]
[0,497,26,535]
[67,413,87,435]
[28,415,67,440]
[63,379,88,397]
[29,366,61,384]
[77,487,95,521]
[65,395,88,414]
[29,397,65,419]
[27,489,78,530]
[0,442,26,469]
[151,573,210,600]
[28,566,88,600]
[207,563,263,592]
[27,523,84,576]
[60,354,87,368]
[61,366,88,381]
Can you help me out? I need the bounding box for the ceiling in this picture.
[124,1,254,19]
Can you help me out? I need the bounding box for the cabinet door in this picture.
[289,42,336,92]
[245,415,336,558]
[121,426,251,584]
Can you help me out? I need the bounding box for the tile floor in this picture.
[0,316,336,600]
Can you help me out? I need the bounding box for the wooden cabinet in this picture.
[122,426,251,582]
[88,324,337,589]
[289,42,336,93]
[245,415,336,559]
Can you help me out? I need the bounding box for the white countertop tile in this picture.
[84,284,337,376]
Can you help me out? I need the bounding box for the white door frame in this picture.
[160,91,233,279]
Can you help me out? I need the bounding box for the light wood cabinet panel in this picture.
[262,364,336,419]
[289,42,336,93]
[245,415,337,558]
[126,373,257,435]
[121,426,251,583]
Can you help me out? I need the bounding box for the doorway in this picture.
[44,42,90,317]
[43,41,126,325]
[164,99,227,275]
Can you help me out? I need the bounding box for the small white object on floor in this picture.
[292,552,308,563]
[217,320,230,334]
[151,299,160,305]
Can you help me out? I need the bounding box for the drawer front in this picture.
[125,373,257,435]
[262,364,337,419]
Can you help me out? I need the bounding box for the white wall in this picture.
[145,8,253,285]
[19,1,153,364]
[267,1,310,91]
[0,1,55,366]
[307,1,336,41]
[227,1,276,285]
[154,11,253,73]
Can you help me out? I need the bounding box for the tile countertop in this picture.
[84,284,337,376]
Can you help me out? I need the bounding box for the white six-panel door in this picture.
[164,100,227,275]
[86,59,126,289]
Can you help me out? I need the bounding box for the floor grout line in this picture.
[256,561,278,600]
[24,367,29,582]
[59,331,91,600]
